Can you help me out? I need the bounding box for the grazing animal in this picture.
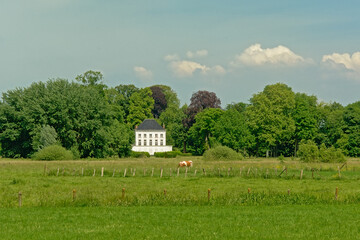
[178,160,193,167]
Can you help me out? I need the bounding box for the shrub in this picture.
[154,151,184,158]
[203,145,243,161]
[32,145,74,160]
[130,151,150,158]
[297,140,319,162]
[319,144,346,163]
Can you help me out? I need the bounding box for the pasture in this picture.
[1,157,360,239]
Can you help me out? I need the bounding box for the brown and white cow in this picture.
[178,160,193,167]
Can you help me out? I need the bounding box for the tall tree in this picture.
[342,101,360,156]
[246,83,296,157]
[150,86,167,118]
[127,87,154,129]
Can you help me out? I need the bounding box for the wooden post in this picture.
[247,167,251,176]
[335,187,338,200]
[287,189,290,195]
[56,168,59,177]
[123,168,127,177]
[338,166,341,179]
[160,168,163,178]
[112,169,115,177]
[122,188,125,199]
[131,168,133,174]
[164,189,167,198]
[93,169,96,177]
[248,188,251,194]
[133,169,136,177]
[300,169,303,180]
[208,189,211,201]
[143,169,146,176]
[227,168,230,177]
[194,169,197,177]
[177,168,180,177]
[18,192,22,207]
[151,168,154,177]
[101,167,104,177]
[72,189,76,201]
[81,168,84,176]
[185,168,188,178]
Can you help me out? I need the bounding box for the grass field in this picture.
[1,157,360,239]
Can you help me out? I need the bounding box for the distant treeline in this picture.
[0,70,359,158]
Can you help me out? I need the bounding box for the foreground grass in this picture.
[1,205,359,239]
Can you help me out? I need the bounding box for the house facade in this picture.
[131,119,172,155]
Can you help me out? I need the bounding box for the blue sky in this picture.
[1,0,360,106]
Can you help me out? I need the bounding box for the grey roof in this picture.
[137,119,164,131]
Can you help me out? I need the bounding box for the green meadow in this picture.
[1,157,360,239]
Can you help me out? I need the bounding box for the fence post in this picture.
[151,168,154,177]
[112,169,115,177]
[72,189,76,201]
[208,189,211,202]
[287,189,290,195]
[335,187,338,200]
[57,168,60,177]
[177,168,179,177]
[123,168,127,177]
[18,192,22,207]
[194,169,197,177]
[164,189,167,198]
[82,168,84,176]
[300,169,303,180]
[160,168,163,178]
[101,167,104,177]
[248,188,251,194]
[133,169,136,177]
[185,168,188,178]
[93,169,96,177]
[122,188,126,199]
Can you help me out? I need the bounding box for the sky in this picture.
[1,0,360,106]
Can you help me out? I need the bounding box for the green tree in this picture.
[127,87,154,129]
[342,101,360,156]
[214,108,254,156]
[187,108,224,155]
[246,83,296,157]
[293,93,319,156]
[32,125,58,151]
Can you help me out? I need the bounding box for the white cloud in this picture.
[170,61,209,77]
[232,44,305,66]
[164,54,179,62]
[322,52,360,72]
[169,60,226,77]
[133,66,153,80]
[186,49,208,59]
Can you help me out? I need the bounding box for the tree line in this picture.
[0,70,359,159]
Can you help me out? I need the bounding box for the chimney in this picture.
[163,124,165,129]
[135,125,138,129]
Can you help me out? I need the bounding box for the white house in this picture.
[131,119,172,155]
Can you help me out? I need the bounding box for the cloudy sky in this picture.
[1,0,360,106]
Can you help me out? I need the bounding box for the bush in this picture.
[297,140,319,162]
[130,151,150,158]
[203,145,243,161]
[32,145,74,160]
[154,151,184,158]
[319,144,346,163]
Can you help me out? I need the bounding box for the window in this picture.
[144,140,147,146]
[138,140,141,146]
[144,134,147,138]
[150,134,152,138]
[138,134,141,138]
[155,139,158,146]
[150,139,152,146]
[160,134,163,138]
[161,140,164,146]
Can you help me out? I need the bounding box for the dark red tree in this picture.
[184,90,221,128]
[150,86,167,118]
